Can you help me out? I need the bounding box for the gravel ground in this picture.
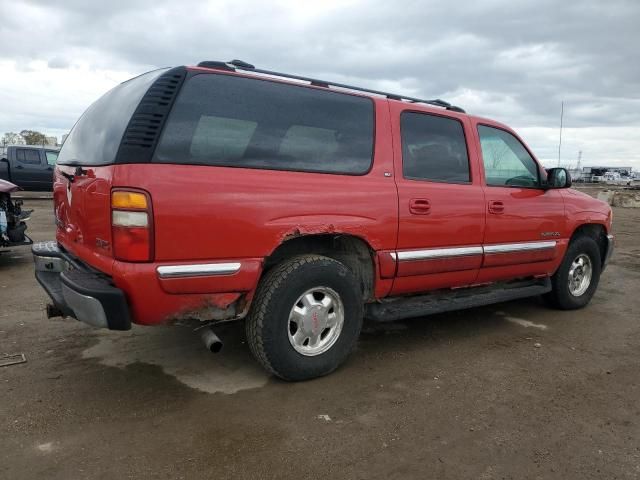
[1,199,639,479]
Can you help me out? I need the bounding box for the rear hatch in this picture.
[54,68,175,274]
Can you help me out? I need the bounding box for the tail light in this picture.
[111,190,153,262]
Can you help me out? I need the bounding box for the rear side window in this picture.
[401,112,470,183]
[16,149,41,165]
[154,74,374,175]
[57,68,167,166]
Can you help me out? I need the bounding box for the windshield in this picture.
[57,68,168,166]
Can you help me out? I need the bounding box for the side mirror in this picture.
[545,167,572,189]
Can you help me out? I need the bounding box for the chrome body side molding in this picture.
[394,240,558,262]
[395,246,483,262]
[483,241,557,254]
[157,262,242,279]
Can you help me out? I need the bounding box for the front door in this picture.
[474,124,567,283]
[391,105,486,295]
[13,148,47,189]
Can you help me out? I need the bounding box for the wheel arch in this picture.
[264,233,377,301]
[569,223,608,266]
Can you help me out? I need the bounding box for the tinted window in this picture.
[17,149,41,165]
[190,116,257,160]
[57,69,167,165]
[45,151,58,165]
[401,112,470,183]
[154,74,374,174]
[478,125,539,187]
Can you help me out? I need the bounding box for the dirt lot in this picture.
[1,199,639,479]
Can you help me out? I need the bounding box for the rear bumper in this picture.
[32,241,131,330]
[35,240,263,327]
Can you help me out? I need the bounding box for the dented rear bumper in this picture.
[32,241,131,330]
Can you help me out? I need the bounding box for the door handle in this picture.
[409,198,431,215]
[488,200,504,214]
[15,165,24,169]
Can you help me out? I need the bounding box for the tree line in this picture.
[1,130,53,146]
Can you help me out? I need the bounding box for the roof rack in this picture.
[196,60,466,113]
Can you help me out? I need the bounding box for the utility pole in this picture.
[558,101,564,167]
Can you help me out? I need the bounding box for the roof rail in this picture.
[196,59,465,113]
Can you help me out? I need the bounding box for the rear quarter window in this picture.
[153,74,375,175]
[57,69,167,166]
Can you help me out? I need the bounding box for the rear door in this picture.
[390,104,485,295]
[474,123,567,282]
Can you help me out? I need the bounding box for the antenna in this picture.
[558,101,564,167]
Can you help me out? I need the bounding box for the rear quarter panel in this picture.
[112,96,398,283]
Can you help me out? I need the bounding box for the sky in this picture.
[0,0,638,169]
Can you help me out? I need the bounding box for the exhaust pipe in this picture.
[200,327,223,353]
[46,304,64,318]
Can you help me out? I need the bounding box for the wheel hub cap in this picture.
[288,287,344,356]
[568,253,593,297]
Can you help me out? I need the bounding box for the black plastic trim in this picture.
[115,66,187,164]
[60,269,131,331]
[197,61,235,71]
[33,243,131,330]
[365,278,551,322]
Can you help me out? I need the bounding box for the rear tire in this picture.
[246,254,363,381]
[545,235,602,310]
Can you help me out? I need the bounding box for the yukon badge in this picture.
[541,231,560,238]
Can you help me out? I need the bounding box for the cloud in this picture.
[0,0,638,167]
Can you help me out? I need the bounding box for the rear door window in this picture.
[400,112,470,183]
[154,74,374,175]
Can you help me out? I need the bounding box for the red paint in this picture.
[396,255,483,277]
[52,65,613,326]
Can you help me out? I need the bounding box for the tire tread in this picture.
[246,254,340,379]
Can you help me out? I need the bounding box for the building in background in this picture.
[580,166,634,183]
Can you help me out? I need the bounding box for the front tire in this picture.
[545,235,602,310]
[246,255,363,381]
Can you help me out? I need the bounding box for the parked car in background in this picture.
[0,179,31,249]
[0,145,59,191]
[33,61,614,381]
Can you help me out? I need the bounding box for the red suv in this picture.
[33,60,614,380]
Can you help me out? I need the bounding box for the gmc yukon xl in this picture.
[33,60,614,380]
